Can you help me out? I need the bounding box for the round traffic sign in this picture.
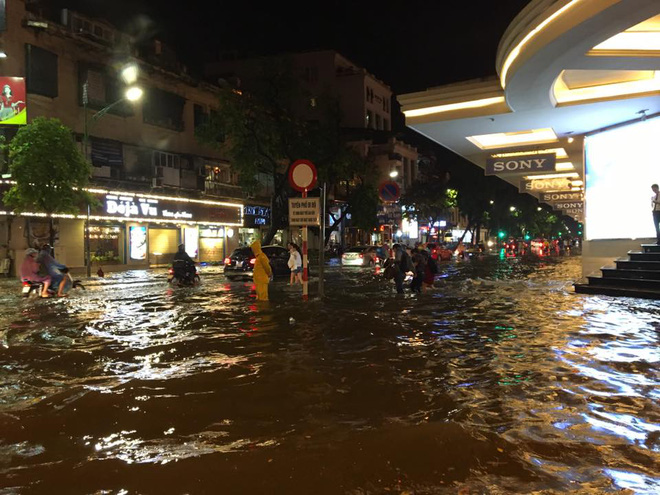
[288,159,318,192]
[378,181,401,202]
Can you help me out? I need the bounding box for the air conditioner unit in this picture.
[152,177,163,188]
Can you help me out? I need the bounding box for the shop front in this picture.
[0,185,244,274]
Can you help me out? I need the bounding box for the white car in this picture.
[341,246,380,267]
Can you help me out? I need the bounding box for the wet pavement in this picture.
[0,256,658,494]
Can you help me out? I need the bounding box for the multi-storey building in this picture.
[0,1,272,274]
[206,49,419,246]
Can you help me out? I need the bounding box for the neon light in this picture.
[500,0,586,88]
[403,96,505,118]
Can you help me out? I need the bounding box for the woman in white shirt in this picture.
[287,242,303,285]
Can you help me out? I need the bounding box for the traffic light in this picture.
[524,234,530,241]
[498,231,506,239]
[577,222,583,235]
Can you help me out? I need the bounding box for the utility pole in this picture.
[318,182,326,298]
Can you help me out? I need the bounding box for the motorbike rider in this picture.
[20,248,51,297]
[173,244,196,280]
[37,244,68,297]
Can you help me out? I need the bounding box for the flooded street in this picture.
[0,256,659,494]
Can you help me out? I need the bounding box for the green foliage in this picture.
[400,156,453,229]
[197,57,377,244]
[348,182,379,231]
[4,117,92,214]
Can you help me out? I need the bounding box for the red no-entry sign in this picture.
[289,159,318,192]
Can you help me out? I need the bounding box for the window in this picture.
[366,110,373,128]
[384,118,390,131]
[26,44,58,98]
[376,114,382,130]
[304,66,318,84]
[143,87,185,131]
[153,150,181,169]
[193,104,208,130]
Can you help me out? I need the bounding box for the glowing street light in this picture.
[125,86,143,102]
[121,63,139,85]
[389,170,399,178]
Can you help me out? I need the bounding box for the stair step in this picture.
[616,259,660,270]
[574,283,660,299]
[641,243,660,253]
[601,267,660,280]
[628,251,660,261]
[587,275,660,290]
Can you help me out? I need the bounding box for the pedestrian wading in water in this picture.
[250,240,272,301]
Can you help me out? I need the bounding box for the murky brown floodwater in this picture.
[0,255,658,494]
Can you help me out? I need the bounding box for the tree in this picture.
[400,155,454,241]
[198,56,378,245]
[3,117,92,246]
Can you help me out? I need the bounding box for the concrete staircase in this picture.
[574,244,660,299]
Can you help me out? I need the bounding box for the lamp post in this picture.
[83,64,143,277]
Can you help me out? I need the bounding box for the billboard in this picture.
[585,116,660,240]
[0,77,27,125]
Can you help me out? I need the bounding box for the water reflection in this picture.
[0,257,658,493]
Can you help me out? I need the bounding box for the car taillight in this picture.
[224,257,231,265]
[249,258,256,265]
[359,253,363,258]
[374,257,379,263]
[22,281,30,286]
[168,268,173,275]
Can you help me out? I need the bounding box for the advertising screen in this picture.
[585,116,660,240]
[129,226,147,260]
[0,77,27,125]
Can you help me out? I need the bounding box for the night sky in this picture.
[50,0,530,95]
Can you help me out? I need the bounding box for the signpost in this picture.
[288,159,318,300]
[378,181,401,203]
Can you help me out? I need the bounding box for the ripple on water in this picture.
[0,257,658,493]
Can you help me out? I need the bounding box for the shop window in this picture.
[90,224,123,264]
[26,44,58,98]
[143,87,185,131]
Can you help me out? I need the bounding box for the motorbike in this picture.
[22,268,85,298]
[168,259,200,287]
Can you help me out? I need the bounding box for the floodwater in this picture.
[0,256,658,494]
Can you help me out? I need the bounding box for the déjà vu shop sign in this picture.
[99,193,242,224]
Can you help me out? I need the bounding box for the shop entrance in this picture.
[148,227,179,265]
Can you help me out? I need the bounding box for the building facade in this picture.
[207,50,419,247]
[0,1,272,273]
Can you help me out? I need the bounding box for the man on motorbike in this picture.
[173,244,196,281]
[37,244,68,297]
[20,248,51,297]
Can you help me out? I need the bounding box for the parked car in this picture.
[341,245,380,267]
[224,245,292,280]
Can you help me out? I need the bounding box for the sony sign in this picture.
[541,192,584,202]
[520,177,574,193]
[486,153,556,176]
[553,201,584,211]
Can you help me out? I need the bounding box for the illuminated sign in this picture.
[244,205,270,228]
[553,201,583,211]
[0,77,27,125]
[129,226,147,260]
[520,177,573,193]
[486,153,555,175]
[541,192,584,202]
[104,194,196,222]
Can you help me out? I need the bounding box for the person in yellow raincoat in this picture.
[251,240,273,301]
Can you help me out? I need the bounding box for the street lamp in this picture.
[83,74,143,277]
[389,169,399,178]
